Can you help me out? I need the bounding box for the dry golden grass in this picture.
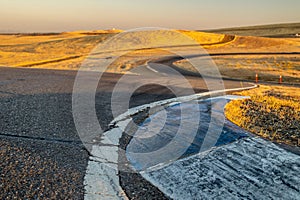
[178,30,226,45]
[207,35,300,53]
[214,55,300,83]
[0,32,115,69]
[225,85,300,146]
[0,30,222,70]
[0,34,76,45]
[0,29,299,75]
[205,22,300,37]
[175,55,300,83]
[0,30,227,71]
[174,32,300,83]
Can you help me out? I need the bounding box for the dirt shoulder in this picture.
[225,85,300,146]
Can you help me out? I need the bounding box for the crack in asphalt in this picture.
[0,91,16,95]
[89,157,118,165]
[0,132,84,146]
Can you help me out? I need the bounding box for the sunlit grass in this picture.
[0,33,114,69]
[225,85,300,146]
[0,30,299,75]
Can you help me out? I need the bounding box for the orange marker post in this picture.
[255,73,258,83]
[279,75,282,84]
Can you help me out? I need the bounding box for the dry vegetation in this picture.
[0,30,231,72]
[174,34,300,83]
[0,32,117,69]
[203,22,300,37]
[0,29,299,77]
[225,85,300,146]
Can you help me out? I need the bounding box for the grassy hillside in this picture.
[203,22,300,37]
[0,30,228,70]
[0,28,299,80]
[0,32,116,69]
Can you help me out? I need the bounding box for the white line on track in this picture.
[83,83,257,199]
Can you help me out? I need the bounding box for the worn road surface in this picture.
[0,65,253,199]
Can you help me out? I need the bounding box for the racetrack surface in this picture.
[0,65,252,199]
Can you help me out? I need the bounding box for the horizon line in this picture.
[0,21,299,34]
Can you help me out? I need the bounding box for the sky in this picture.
[0,0,299,32]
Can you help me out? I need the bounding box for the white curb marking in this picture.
[84,84,257,199]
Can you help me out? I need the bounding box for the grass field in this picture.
[1,27,299,80]
[225,85,300,146]
[0,30,227,70]
[203,22,300,37]
[174,32,300,83]
[0,32,117,70]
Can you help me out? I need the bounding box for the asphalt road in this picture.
[0,65,253,199]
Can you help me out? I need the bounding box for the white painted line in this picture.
[84,160,127,200]
[146,65,159,73]
[84,83,257,199]
[111,83,256,125]
[84,121,130,200]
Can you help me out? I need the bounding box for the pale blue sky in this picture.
[0,0,299,32]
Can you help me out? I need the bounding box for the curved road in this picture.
[0,61,256,199]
